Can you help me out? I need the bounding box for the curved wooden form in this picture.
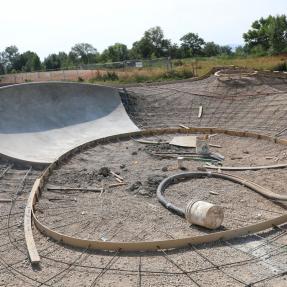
[24,179,41,264]
[204,163,287,171]
[25,127,287,263]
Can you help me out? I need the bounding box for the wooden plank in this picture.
[179,124,190,130]
[47,185,102,192]
[204,163,287,171]
[24,179,41,264]
[111,171,123,181]
[133,138,168,145]
[209,144,222,148]
[109,183,127,188]
[169,136,197,148]
[0,198,12,203]
[198,106,203,118]
[32,207,287,251]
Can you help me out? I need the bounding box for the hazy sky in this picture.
[1,0,286,59]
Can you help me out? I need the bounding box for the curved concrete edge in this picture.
[24,127,287,264]
[0,152,49,170]
[0,80,113,91]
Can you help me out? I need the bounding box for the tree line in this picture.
[0,14,286,74]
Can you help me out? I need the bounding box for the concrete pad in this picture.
[0,82,139,165]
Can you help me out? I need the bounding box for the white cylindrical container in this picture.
[185,200,224,229]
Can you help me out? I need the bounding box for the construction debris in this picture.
[196,137,209,155]
[177,156,185,169]
[111,171,124,181]
[169,135,197,148]
[0,198,12,203]
[179,124,190,129]
[198,106,203,118]
[109,182,127,188]
[133,138,168,144]
[47,185,103,192]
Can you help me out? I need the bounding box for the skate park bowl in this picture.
[0,82,139,166]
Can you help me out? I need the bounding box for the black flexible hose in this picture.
[156,171,287,218]
[156,172,214,217]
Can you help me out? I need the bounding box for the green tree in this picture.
[101,43,129,62]
[13,51,41,72]
[243,15,287,54]
[0,45,19,73]
[203,42,221,57]
[0,62,5,75]
[44,54,62,70]
[219,45,233,56]
[131,26,172,59]
[180,33,205,57]
[234,45,247,56]
[70,43,98,64]
[44,52,73,70]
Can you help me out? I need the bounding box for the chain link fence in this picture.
[0,58,173,84]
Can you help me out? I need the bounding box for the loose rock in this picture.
[98,167,110,177]
[129,181,142,192]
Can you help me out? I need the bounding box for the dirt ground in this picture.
[27,132,287,286]
[1,71,287,286]
[123,74,287,136]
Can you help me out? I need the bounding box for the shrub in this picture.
[173,60,184,66]
[89,71,119,82]
[104,71,119,81]
[162,69,193,80]
[273,62,287,71]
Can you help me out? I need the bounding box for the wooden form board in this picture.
[169,136,197,148]
[24,127,287,263]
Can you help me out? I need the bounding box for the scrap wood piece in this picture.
[198,106,203,118]
[209,152,225,161]
[169,136,197,148]
[111,171,123,181]
[204,163,287,171]
[47,197,76,202]
[209,191,219,195]
[209,143,222,148]
[109,182,127,188]
[153,153,219,163]
[179,124,190,130]
[208,134,217,138]
[153,151,197,155]
[47,185,103,192]
[0,198,12,203]
[24,179,41,264]
[170,135,220,148]
[133,138,168,145]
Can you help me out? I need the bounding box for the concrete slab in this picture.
[0,82,139,165]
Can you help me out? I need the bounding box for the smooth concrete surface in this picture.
[0,82,139,164]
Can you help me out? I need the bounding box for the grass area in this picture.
[88,54,287,84]
[88,66,194,84]
[189,54,287,76]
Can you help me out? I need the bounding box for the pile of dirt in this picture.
[128,174,166,197]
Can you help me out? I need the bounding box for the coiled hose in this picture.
[156,171,287,218]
